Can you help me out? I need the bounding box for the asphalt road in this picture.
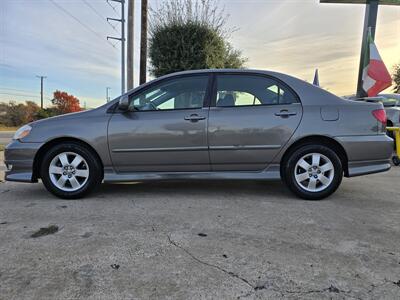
[0,153,399,299]
[0,131,13,146]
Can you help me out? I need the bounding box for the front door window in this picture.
[128,76,209,111]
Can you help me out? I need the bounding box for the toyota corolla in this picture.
[4,70,393,200]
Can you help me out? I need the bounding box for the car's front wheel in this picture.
[283,145,343,200]
[40,142,102,199]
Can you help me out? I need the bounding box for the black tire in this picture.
[282,144,343,200]
[40,142,102,199]
[393,156,400,166]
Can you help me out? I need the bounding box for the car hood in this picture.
[29,109,93,127]
[20,106,110,144]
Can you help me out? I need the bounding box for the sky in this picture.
[0,0,399,108]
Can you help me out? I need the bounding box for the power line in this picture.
[81,0,120,34]
[0,92,52,100]
[107,0,121,18]
[0,92,38,98]
[0,87,38,94]
[49,0,116,50]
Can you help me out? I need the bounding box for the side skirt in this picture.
[103,165,281,183]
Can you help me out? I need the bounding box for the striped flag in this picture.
[362,28,392,97]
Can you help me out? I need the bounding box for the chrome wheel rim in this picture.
[49,152,89,192]
[294,153,334,193]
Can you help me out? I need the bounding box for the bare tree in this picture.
[149,0,233,38]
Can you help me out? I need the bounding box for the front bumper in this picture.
[336,134,393,177]
[4,140,43,183]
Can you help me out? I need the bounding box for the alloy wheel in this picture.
[49,152,89,192]
[294,152,335,193]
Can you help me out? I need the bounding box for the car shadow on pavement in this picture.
[98,180,295,201]
[0,180,309,203]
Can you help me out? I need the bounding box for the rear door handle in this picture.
[274,110,297,118]
[184,114,206,122]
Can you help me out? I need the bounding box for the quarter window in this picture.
[216,75,298,107]
[129,76,208,111]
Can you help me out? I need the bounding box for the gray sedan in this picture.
[4,69,393,200]
[345,94,400,128]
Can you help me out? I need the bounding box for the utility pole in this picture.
[127,0,134,90]
[356,0,378,98]
[139,0,148,85]
[107,0,126,94]
[106,87,111,102]
[36,75,46,109]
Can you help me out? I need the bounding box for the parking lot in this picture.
[0,150,399,299]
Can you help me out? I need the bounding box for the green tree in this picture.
[36,107,59,120]
[149,0,246,77]
[393,63,400,93]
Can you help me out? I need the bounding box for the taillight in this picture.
[372,109,387,124]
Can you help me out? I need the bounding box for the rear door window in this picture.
[215,74,298,107]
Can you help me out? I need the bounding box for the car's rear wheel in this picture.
[283,145,343,200]
[40,142,102,199]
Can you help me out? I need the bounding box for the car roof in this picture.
[115,69,345,107]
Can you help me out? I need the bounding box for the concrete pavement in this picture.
[0,153,399,299]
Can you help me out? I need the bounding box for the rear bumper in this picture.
[4,140,43,183]
[347,159,391,177]
[336,134,393,177]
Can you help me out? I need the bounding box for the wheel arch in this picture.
[280,135,349,177]
[32,137,104,181]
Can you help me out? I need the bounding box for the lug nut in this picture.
[314,175,318,178]
[68,175,72,178]
[63,172,67,175]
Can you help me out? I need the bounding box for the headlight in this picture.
[13,125,32,140]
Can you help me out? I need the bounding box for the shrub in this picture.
[149,0,246,77]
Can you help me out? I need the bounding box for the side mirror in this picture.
[118,95,129,111]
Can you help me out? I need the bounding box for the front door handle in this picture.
[274,110,297,118]
[184,114,206,122]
